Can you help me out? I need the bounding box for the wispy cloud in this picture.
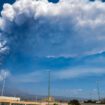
[54,67,105,79]
[10,71,47,83]
[52,88,84,97]
[9,67,105,83]
[0,69,10,81]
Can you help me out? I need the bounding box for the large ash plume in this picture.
[0,0,105,60]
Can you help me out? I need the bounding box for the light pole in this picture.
[1,78,5,96]
[97,80,100,101]
[48,70,51,105]
[36,96,37,102]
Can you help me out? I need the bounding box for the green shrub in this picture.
[68,100,80,105]
[53,103,58,105]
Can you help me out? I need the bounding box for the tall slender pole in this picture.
[36,96,37,102]
[48,70,51,105]
[1,78,5,96]
[97,80,100,101]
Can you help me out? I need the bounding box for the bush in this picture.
[68,100,80,105]
[53,103,58,105]
[101,99,105,104]
[84,100,96,103]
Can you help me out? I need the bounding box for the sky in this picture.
[1,0,105,99]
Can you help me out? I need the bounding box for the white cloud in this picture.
[0,0,105,58]
[0,33,9,57]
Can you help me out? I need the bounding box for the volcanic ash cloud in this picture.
[0,0,105,59]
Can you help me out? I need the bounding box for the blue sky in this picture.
[0,0,105,99]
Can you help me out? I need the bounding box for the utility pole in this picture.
[97,80,100,101]
[1,71,7,96]
[1,78,5,96]
[48,70,51,105]
[36,96,37,102]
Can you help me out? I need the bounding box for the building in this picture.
[0,96,68,105]
[41,97,55,102]
[0,96,20,101]
[40,97,68,105]
[0,96,39,105]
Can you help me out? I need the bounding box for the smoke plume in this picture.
[0,0,105,60]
